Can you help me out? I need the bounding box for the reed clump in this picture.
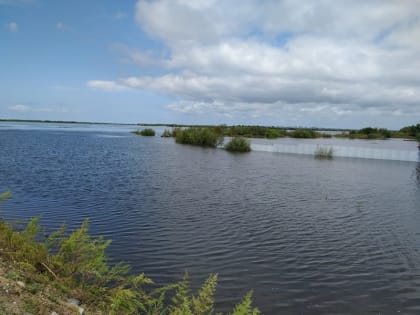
[175,127,223,148]
[314,146,334,159]
[224,137,251,153]
[161,129,174,137]
[133,128,156,136]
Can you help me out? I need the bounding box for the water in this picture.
[251,138,419,162]
[1,123,420,314]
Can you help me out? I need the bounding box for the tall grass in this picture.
[133,128,156,136]
[175,127,223,148]
[314,146,334,159]
[0,192,259,314]
[161,129,174,137]
[224,137,251,152]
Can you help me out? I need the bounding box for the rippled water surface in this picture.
[1,123,420,314]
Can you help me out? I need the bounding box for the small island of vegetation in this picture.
[132,128,156,136]
[174,127,223,148]
[136,123,420,142]
[224,137,251,153]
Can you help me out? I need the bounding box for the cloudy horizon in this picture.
[1,0,420,129]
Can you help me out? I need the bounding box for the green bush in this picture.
[265,128,286,139]
[314,146,334,159]
[224,137,251,152]
[133,128,156,136]
[0,192,259,314]
[175,127,223,148]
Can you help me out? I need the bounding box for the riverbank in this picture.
[0,256,88,315]
[0,192,259,315]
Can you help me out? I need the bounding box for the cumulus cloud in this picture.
[87,80,127,92]
[91,0,420,127]
[6,21,18,32]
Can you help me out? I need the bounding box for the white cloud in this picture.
[6,21,18,32]
[8,104,55,112]
[92,0,420,127]
[9,104,29,111]
[87,80,127,92]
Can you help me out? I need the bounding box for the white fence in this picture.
[251,143,419,162]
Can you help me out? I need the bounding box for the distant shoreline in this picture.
[138,123,352,132]
[0,119,137,126]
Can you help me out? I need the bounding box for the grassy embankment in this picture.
[0,192,259,315]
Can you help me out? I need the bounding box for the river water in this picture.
[1,122,420,314]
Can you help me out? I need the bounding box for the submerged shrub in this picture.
[314,146,334,159]
[175,127,223,148]
[224,137,251,153]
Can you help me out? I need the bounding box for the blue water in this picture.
[1,123,420,314]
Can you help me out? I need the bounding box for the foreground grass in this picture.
[0,192,259,315]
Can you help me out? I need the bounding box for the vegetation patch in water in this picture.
[314,146,334,159]
[224,137,251,152]
[161,129,174,137]
[0,191,259,315]
[133,128,156,136]
[175,127,223,148]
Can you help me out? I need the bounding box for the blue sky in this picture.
[1,0,420,129]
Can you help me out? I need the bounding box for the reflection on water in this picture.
[1,125,420,314]
[251,141,419,162]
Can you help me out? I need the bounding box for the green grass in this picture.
[175,127,223,148]
[0,191,259,314]
[314,146,334,159]
[133,128,156,136]
[161,129,174,137]
[224,137,251,152]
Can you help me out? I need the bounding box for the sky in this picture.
[1,0,420,129]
